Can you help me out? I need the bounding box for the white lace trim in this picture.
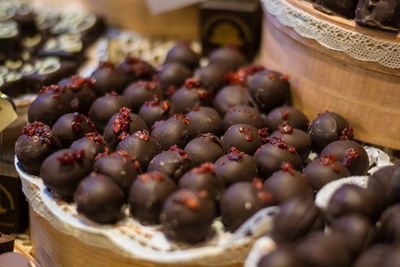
[262,0,400,69]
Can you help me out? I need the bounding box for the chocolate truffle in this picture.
[157,62,192,88]
[314,0,358,18]
[16,122,60,175]
[270,122,312,161]
[194,64,226,91]
[353,244,393,267]
[91,61,128,95]
[123,80,163,112]
[226,64,265,88]
[164,43,200,70]
[160,189,217,243]
[265,106,309,133]
[272,197,324,244]
[213,85,250,115]
[51,112,95,147]
[147,146,196,182]
[179,163,224,201]
[116,129,162,169]
[184,134,224,165]
[117,55,155,83]
[249,70,291,114]
[303,154,350,191]
[355,0,400,31]
[138,95,175,128]
[74,173,125,224]
[254,137,303,180]
[215,147,258,186]
[170,79,213,113]
[70,132,109,163]
[220,180,273,232]
[309,111,354,153]
[208,46,246,72]
[258,246,308,267]
[222,123,264,155]
[378,204,400,244]
[102,107,149,149]
[151,114,192,150]
[321,140,369,176]
[186,106,223,137]
[93,150,140,196]
[223,105,263,131]
[41,148,91,200]
[88,92,129,133]
[59,76,97,114]
[129,172,176,225]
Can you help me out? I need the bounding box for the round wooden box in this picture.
[260,0,400,149]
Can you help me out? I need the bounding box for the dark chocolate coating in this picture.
[220,181,273,232]
[157,62,192,88]
[314,0,358,18]
[164,43,200,70]
[74,173,125,224]
[378,204,400,244]
[138,97,175,128]
[129,172,176,225]
[213,85,250,115]
[171,86,213,113]
[116,130,162,169]
[303,156,350,191]
[186,106,223,137]
[15,122,60,175]
[222,123,263,155]
[353,244,393,267]
[160,189,217,243]
[309,111,353,153]
[179,163,224,201]
[254,138,303,180]
[117,56,155,83]
[151,115,192,150]
[355,0,400,31]
[272,197,324,244]
[41,148,91,201]
[91,62,128,95]
[51,112,95,147]
[265,106,309,133]
[93,151,139,196]
[223,105,263,131]
[270,127,312,162]
[194,64,226,91]
[208,47,246,72]
[214,148,258,186]
[70,133,109,163]
[258,246,308,267]
[59,76,97,114]
[184,134,225,165]
[249,70,291,114]
[0,21,21,62]
[123,81,163,112]
[88,93,129,133]
[148,147,196,182]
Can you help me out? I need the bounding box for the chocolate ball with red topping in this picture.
[151,114,192,150]
[367,165,400,209]
[51,112,95,147]
[70,132,109,163]
[179,163,224,201]
[88,92,129,133]
[184,134,224,165]
[271,122,312,161]
[220,179,274,232]
[254,137,303,180]
[186,106,223,137]
[264,163,313,204]
[215,147,258,186]
[171,79,214,113]
[116,129,162,169]
[258,247,308,267]
[28,85,73,126]
[309,111,354,153]
[226,64,265,88]
[213,85,250,115]
[148,145,196,182]
[265,106,309,132]
[74,173,125,224]
[160,189,217,243]
[223,105,263,131]
[93,150,141,196]
[249,70,291,114]
[129,172,176,225]
[194,64,226,91]
[123,80,163,112]
[303,154,350,191]
[321,140,369,176]
[16,122,60,175]
[41,148,91,200]
[157,62,192,88]
[222,123,264,155]
[117,56,155,83]
[138,95,176,128]
[208,46,246,73]
[164,43,200,70]
[91,61,128,95]
[103,107,149,149]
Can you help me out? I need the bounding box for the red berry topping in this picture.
[278,122,293,134]
[85,132,106,145]
[268,136,296,153]
[118,132,130,141]
[227,147,245,161]
[57,149,85,164]
[193,162,215,174]
[184,78,200,88]
[40,84,66,95]
[197,88,213,99]
[320,154,340,172]
[98,61,115,70]
[268,72,276,80]
[343,148,359,167]
[238,127,254,142]
[140,172,164,183]
[258,127,269,143]
[340,125,354,140]
[258,191,273,204]
[22,122,57,145]
[169,145,189,160]
[112,107,131,133]
[173,191,200,210]
[197,190,209,199]
[281,111,289,119]
[201,133,219,143]
[280,162,296,175]
[71,113,86,131]
[145,95,162,107]
[165,85,176,97]
[173,114,190,125]
[134,129,151,141]
[105,91,119,97]
[137,81,157,91]
[68,77,95,90]
[280,74,290,82]
[227,64,265,85]
[252,178,264,190]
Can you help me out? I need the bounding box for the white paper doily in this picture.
[262,0,400,69]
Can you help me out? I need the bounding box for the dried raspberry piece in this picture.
[320,154,340,172]
[227,147,245,161]
[134,129,151,141]
[21,122,57,145]
[173,191,199,210]
[193,163,215,174]
[68,77,95,90]
[343,148,359,167]
[280,162,296,175]
[112,107,131,133]
[85,132,106,145]
[57,149,85,164]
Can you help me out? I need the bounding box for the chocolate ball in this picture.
[123,80,163,112]
[194,64,226,91]
[208,47,246,72]
[223,105,263,131]
[129,172,176,225]
[222,123,263,155]
[74,173,125,224]
[91,61,128,95]
[164,43,199,70]
[213,85,250,115]
[138,95,175,128]
[258,246,308,267]
[70,132,109,163]
[227,64,265,87]
[315,0,358,18]
[184,134,224,165]
[157,62,192,88]
[353,244,393,267]
[378,204,400,244]
[355,0,400,31]
[171,83,213,113]
[59,76,97,114]
[117,56,155,83]
[265,106,309,132]
[186,106,223,137]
